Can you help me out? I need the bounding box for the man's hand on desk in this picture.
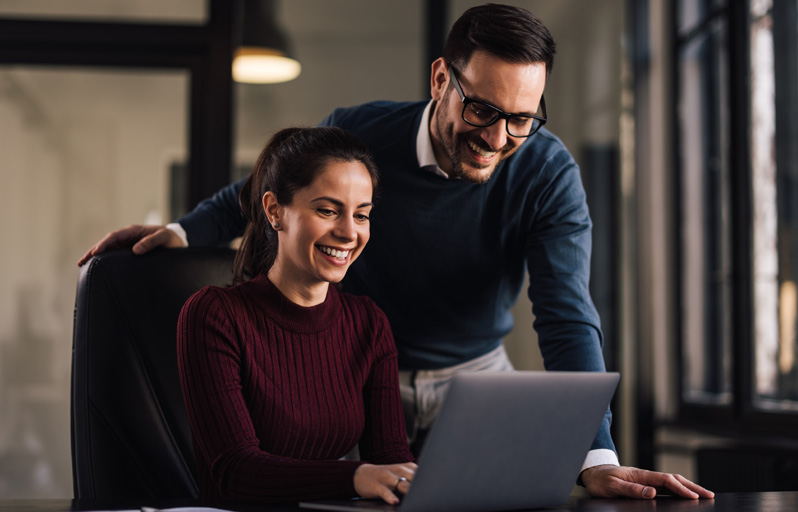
[580,465,715,500]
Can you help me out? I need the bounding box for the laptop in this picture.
[300,370,620,512]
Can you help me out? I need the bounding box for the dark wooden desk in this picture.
[0,493,796,512]
[565,492,798,511]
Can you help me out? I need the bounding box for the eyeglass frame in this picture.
[448,66,547,138]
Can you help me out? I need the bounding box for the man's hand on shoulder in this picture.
[77,224,185,266]
[580,464,714,500]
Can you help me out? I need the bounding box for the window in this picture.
[751,0,798,409]
[675,0,798,430]
[677,0,732,406]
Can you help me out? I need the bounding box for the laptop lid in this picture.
[301,370,620,512]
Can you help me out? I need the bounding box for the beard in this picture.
[432,97,517,185]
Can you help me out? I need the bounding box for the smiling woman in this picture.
[177,126,416,504]
[263,159,375,305]
[235,128,380,300]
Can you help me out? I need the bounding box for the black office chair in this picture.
[71,247,236,499]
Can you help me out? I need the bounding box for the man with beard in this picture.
[79,3,712,501]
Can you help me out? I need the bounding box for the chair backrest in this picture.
[71,247,236,499]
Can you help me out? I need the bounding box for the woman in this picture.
[177,127,416,504]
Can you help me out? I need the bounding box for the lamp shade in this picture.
[233,0,301,84]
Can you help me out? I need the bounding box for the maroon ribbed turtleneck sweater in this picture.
[177,274,413,502]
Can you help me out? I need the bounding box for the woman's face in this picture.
[270,160,374,290]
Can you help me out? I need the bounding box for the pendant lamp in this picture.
[233,0,301,84]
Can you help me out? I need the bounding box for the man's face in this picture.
[429,51,547,184]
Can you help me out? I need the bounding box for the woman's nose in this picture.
[333,217,356,240]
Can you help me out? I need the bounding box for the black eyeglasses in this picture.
[448,67,547,138]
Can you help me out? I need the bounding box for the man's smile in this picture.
[466,139,499,163]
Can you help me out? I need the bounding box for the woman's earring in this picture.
[273,222,280,230]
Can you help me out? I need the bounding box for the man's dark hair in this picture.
[443,3,556,80]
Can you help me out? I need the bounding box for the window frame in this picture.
[0,0,237,211]
[672,0,798,439]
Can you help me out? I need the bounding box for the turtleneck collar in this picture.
[249,273,342,334]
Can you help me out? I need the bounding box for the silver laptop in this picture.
[300,370,620,512]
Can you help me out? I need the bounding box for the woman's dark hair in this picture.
[443,3,556,81]
[233,126,379,284]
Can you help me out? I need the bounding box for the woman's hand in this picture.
[354,462,418,505]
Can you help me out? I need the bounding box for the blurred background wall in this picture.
[7,0,796,500]
[0,0,624,497]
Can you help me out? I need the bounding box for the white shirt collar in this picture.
[416,100,450,178]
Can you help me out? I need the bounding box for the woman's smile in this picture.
[316,244,352,264]
[266,159,374,305]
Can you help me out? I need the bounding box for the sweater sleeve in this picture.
[177,287,364,502]
[523,149,616,454]
[357,304,415,465]
[176,178,247,247]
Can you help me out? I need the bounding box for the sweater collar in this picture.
[253,274,342,333]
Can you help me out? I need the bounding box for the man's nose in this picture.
[480,119,509,150]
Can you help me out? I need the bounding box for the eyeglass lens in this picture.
[462,102,543,137]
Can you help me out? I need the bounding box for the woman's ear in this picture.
[262,192,283,230]
[430,57,449,101]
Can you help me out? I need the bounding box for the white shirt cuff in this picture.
[581,449,620,473]
[165,223,189,247]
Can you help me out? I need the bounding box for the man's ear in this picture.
[262,191,283,229]
[430,57,449,101]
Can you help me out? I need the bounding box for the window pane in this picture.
[678,0,727,35]
[0,0,205,24]
[678,19,732,405]
[751,0,798,410]
[0,66,188,497]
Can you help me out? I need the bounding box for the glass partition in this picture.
[0,66,188,497]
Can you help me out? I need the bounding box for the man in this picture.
[79,4,712,500]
